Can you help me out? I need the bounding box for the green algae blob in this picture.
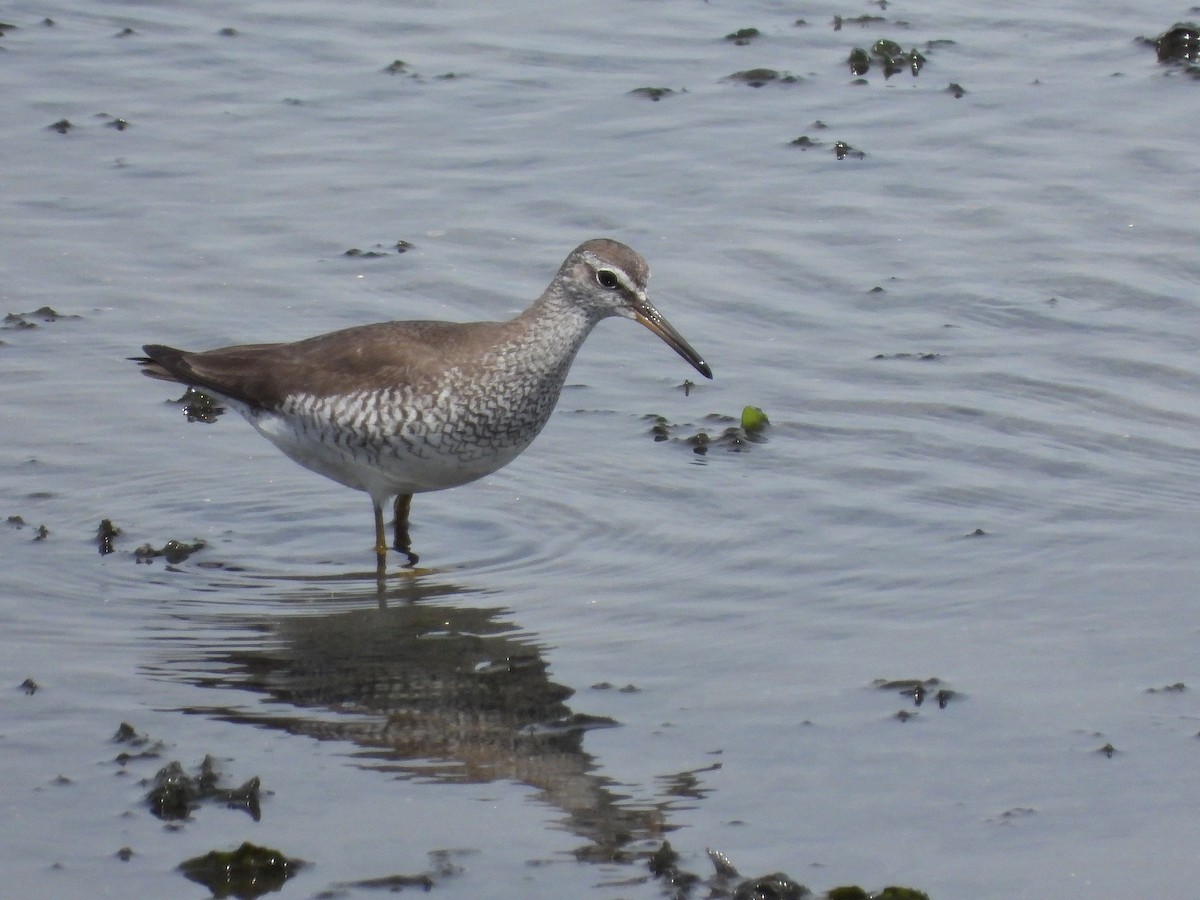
[740,406,769,433]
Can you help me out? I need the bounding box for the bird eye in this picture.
[596,269,620,290]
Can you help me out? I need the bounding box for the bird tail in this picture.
[131,344,190,384]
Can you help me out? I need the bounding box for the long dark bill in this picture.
[634,304,713,380]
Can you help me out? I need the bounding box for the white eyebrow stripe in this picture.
[581,252,643,296]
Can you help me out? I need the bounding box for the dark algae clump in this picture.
[1153,23,1200,63]
[848,39,928,78]
[724,28,762,46]
[629,86,680,101]
[177,386,225,423]
[834,140,865,160]
[874,677,958,710]
[724,68,800,87]
[1141,23,1200,78]
[179,842,304,898]
[647,406,769,455]
[134,538,206,564]
[146,755,262,821]
[846,37,955,80]
[96,518,120,555]
[647,842,929,899]
[3,306,80,329]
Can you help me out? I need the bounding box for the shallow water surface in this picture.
[3,1,1200,898]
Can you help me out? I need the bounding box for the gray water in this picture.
[3,1,1199,898]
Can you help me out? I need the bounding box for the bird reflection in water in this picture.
[145,573,705,866]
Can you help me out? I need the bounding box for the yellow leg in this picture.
[372,502,388,562]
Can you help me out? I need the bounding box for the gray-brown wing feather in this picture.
[139,320,509,411]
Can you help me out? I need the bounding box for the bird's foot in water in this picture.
[396,544,419,568]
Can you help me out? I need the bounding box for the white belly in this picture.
[224,395,533,503]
